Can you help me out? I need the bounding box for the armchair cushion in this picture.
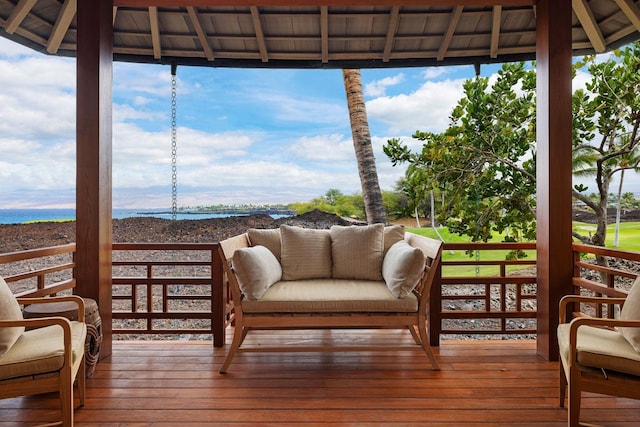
[620,275,640,352]
[280,225,332,280]
[330,224,384,280]
[232,245,282,300]
[382,240,426,298]
[558,322,640,377]
[0,321,87,380]
[0,277,24,357]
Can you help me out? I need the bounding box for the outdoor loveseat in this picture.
[217,223,443,373]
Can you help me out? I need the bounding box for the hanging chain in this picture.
[170,69,178,223]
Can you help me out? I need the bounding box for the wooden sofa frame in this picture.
[217,231,443,373]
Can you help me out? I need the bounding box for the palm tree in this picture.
[342,69,386,224]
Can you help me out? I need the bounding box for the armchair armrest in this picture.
[559,295,627,324]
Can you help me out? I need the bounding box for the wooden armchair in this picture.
[0,277,87,427]
[557,281,640,427]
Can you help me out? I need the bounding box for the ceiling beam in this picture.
[113,6,118,25]
[437,5,463,61]
[320,6,328,63]
[4,0,37,34]
[114,0,533,6]
[187,6,215,61]
[383,5,400,62]
[572,0,606,52]
[250,6,269,62]
[47,0,76,54]
[490,5,502,58]
[614,0,640,31]
[149,6,161,59]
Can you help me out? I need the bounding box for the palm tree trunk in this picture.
[342,69,386,224]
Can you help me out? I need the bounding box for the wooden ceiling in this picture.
[1,0,640,69]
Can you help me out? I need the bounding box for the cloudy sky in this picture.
[0,37,637,209]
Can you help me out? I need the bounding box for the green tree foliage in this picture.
[289,189,405,221]
[572,43,640,246]
[385,42,640,247]
[384,62,537,242]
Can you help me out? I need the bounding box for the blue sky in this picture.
[0,37,637,209]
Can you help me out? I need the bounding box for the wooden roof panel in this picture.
[1,1,639,68]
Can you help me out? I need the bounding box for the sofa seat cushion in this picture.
[557,323,640,377]
[0,321,87,381]
[242,279,418,314]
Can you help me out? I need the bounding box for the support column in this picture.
[535,0,573,361]
[76,0,113,358]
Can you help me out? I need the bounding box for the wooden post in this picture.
[76,0,113,358]
[535,0,573,361]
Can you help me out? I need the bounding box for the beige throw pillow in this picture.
[330,224,384,280]
[280,225,332,280]
[384,225,405,255]
[248,228,281,261]
[382,241,426,298]
[0,277,24,357]
[620,275,640,352]
[232,245,282,300]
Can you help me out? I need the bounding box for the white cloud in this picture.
[364,74,405,97]
[367,79,466,134]
[289,134,354,162]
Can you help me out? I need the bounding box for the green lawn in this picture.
[406,221,640,276]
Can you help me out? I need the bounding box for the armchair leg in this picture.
[568,372,582,427]
[559,362,567,408]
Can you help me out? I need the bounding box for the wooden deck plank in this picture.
[1,332,640,426]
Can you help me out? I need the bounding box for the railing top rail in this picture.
[443,242,536,251]
[0,243,76,264]
[572,242,640,262]
[113,242,219,250]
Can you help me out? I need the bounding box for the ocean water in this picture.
[0,208,290,225]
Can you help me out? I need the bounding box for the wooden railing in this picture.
[0,243,76,297]
[3,240,639,348]
[111,243,224,341]
[430,242,537,344]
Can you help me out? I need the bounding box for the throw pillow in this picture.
[248,228,281,261]
[0,277,24,357]
[384,225,405,255]
[382,240,426,298]
[330,224,384,280]
[280,225,332,280]
[620,275,640,352]
[232,245,282,300]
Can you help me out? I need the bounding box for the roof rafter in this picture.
[149,6,161,59]
[187,6,215,61]
[437,5,463,61]
[614,0,640,31]
[250,6,269,62]
[114,6,118,25]
[572,0,606,52]
[46,0,76,54]
[383,5,400,62]
[4,0,37,34]
[320,6,328,63]
[490,5,502,58]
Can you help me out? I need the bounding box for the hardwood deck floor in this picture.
[2,330,640,426]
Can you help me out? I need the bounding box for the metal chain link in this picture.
[170,71,178,223]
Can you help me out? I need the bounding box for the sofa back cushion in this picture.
[248,228,281,261]
[280,225,332,280]
[384,225,405,255]
[0,277,24,357]
[330,224,384,280]
[382,240,426,298]
[232,245,282,300]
